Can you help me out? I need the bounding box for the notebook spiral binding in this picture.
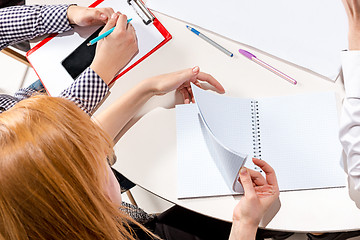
[251,100,262,161]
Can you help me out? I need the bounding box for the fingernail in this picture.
[240,167,247,175]
[192,66,199,73]
[100,13,106,19]
[111,13,117,19]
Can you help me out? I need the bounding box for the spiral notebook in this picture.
[176,85,346,199]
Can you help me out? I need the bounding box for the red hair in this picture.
[0,96,148,239]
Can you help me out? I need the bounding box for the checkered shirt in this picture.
[60,68,109,115]
[0,4,72,50]
[0,68,109,116]
[0,5,109,115]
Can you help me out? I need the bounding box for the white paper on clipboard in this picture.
[27,0,168,96]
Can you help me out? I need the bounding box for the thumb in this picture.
[176,66,200,85]
[93,10,108,24]
[239,167,256,198]
[187,66,200,83]
[99,12,118,35]
[192,66,200,74]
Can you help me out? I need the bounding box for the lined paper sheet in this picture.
[147,0,347,80]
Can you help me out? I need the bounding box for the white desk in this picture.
[28,0,360,233]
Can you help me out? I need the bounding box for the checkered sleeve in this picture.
[60,67,110,116]
[0,4,72,50]
[14,87,38,101]
[0,88,38,114]
[0,94,19,114]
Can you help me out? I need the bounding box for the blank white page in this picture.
[147,0,347,80]
[192,84,254,155]
[192,84,248,193]
[198,113,247,193]
[176,104,238,198]
[257,93,345,191]
[28,0,165,96]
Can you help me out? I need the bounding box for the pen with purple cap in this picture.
[239,49,297,85]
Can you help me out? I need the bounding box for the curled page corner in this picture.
[192,83,247,193]
[232,164,245,193]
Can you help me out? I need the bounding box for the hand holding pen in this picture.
[87,18,133,46]
[89,12,138,84]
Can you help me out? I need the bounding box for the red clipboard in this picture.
[26,0,172,95]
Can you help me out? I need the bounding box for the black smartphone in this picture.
[61,26,104,80]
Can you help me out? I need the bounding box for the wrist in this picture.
[348,30,360,50]
[66,5,78,25]
[90,61,115,85]
[232,208,261,229]
[348,22,360,50]
[139,78,158,98]
[229,220,258,240]
[234,218,259,230]
[141,77,161,97]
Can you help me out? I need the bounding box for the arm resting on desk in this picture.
[0,4,115,50]
[0,5,72,50]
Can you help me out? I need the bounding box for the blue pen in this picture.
[186,25,233,57]
[87,18,133,46]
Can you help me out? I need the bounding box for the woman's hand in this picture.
[229,158,279,240]
[145,66,225,104]
[342,0,360,50]
[90,13,138,84]
[67,6,114,26]
[235,158,279,225]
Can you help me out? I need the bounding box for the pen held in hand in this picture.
[186,25,233,57]
[238,49,297,85]
[87,18,133,46]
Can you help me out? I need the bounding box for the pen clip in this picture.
[127,0,154,25]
